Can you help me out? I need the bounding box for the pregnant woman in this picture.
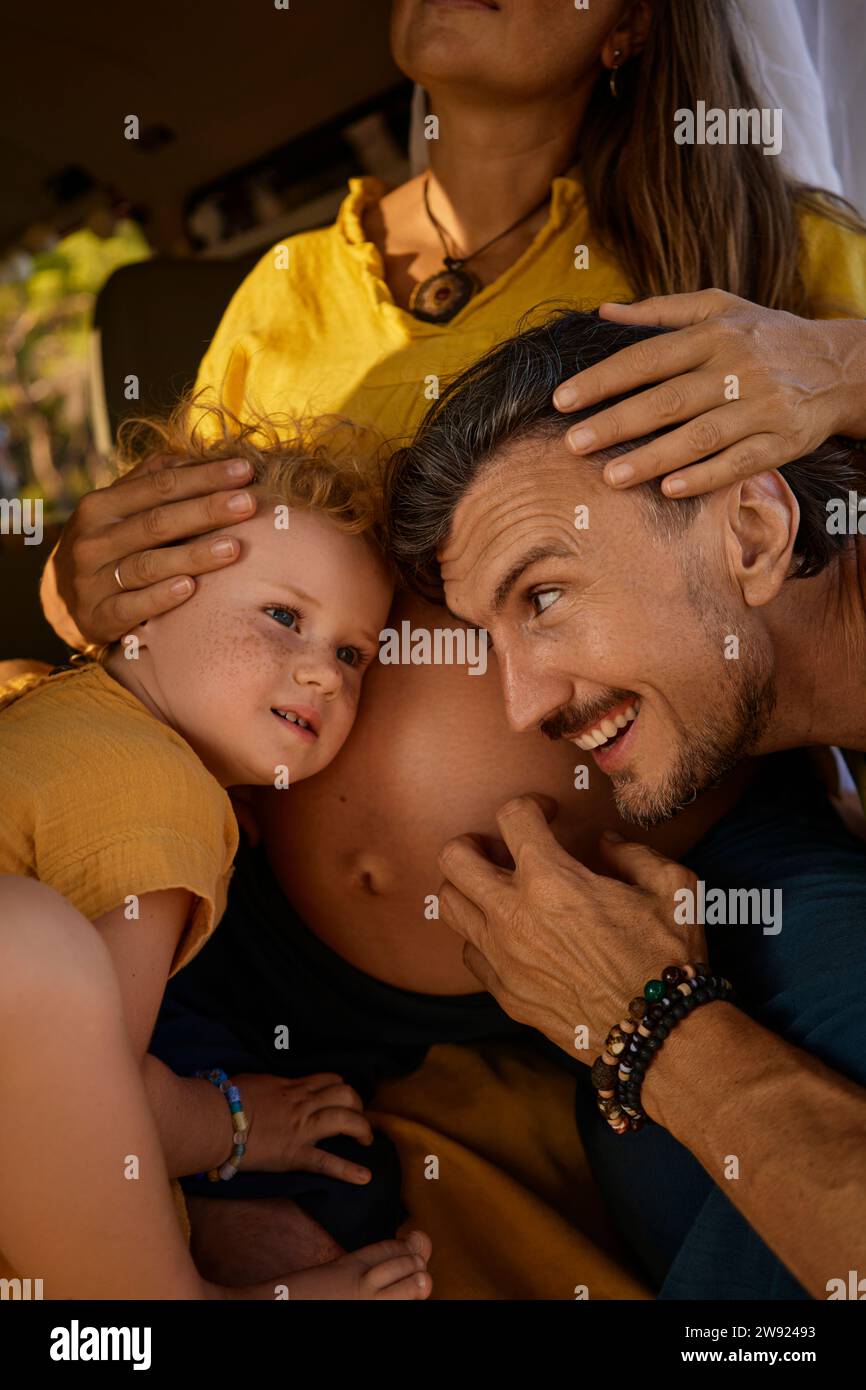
[36,0,866,1295]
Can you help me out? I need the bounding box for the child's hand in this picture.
[236,1072,374,1183]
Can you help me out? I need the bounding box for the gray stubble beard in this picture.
[611,576,777,829]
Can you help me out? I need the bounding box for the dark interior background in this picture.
[2,1,401,251]
[0,0,411,662]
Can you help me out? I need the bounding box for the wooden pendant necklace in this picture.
[408,175,553,324]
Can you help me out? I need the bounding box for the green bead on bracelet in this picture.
[591,962,732,1134]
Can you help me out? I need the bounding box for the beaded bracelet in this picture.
[591,962,732,1135]
[196,1067,249,1181]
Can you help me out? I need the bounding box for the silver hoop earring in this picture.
[609,48,623,100]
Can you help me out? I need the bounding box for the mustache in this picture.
[540,688,637,742]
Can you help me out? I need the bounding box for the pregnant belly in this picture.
[254,592,751,993]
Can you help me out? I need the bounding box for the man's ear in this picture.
[722,471,799,608]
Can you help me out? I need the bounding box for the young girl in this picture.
[0,406,432,1300]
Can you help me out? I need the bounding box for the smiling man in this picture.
[389,308,865,828]
[385,307,866,1300]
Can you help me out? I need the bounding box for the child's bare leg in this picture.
[188,1196,342,1284]
[0,878,431,1301]
[0,878,204,1299]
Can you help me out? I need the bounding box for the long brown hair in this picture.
[579,0,864,315]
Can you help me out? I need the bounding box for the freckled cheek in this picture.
[325,678,362,741]
[222,622,299,689]
[183,622,285,717]
[339,673,362,711]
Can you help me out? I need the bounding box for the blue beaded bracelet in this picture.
[195,1067,249,1181]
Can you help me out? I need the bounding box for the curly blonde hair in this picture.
[88,400,391,665]
[116,397,388,546]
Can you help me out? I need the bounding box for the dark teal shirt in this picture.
[575,750,866,1300]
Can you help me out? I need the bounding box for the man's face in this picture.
[439,433,776,827]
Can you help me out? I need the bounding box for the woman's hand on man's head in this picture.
[553,290,866,497]
[45,454,257,646]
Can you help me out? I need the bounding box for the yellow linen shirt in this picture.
[194,175,866,452]
[0,662,238,973]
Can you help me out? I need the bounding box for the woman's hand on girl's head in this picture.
[46,455,258,646]
[553,290,866,498]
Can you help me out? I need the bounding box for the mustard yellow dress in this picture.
[0,663,238,1282]
[0,664,237,957]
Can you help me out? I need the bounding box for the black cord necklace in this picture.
[408,175,553,324]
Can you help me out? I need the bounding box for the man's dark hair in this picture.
[385,307,864,601]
